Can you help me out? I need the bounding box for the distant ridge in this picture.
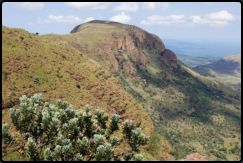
[192,54,241,87]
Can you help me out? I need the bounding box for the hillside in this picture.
[2,20,241,161]
[40,20,241,161]
[2,25,178,161]
[192,54,241,88]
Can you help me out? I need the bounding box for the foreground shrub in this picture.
[2,93,149,161]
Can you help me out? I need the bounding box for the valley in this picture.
[192,54,241,88]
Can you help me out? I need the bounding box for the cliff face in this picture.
[69,21,177,75]
[162,49,178,68]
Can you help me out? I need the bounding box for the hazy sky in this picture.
[2,2,241,51]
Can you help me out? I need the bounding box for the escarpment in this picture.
[69,21,177,76]
[161,49,178,68]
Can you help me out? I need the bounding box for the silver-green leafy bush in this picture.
[3,93,149,161]
[2,123,15,144]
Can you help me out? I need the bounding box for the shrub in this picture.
[20,36,24,40]
[219,147,227,151]
[3,74,8,80]
[2,123,16,144]
[33,75,39,84]
[61,55,66,59]
[3,93,149,161]
[56,73,63,78]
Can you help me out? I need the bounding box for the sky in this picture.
[2,2,241,57]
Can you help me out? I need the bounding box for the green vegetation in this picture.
[2,23,241,161]
[2,26,159,161]
[3,93,149,161]
[192,54,241,88]
[61,55,66,59]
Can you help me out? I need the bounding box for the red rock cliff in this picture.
[70,22,169,74]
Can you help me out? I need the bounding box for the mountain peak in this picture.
[87,20,123,24]
[69,22,167,74]
[70,20,124,34]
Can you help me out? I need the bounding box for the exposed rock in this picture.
[162,49,178,68]
[160,73,165,78]
[69,21,167,75]
[165,75,173,82]
[179,153,208,161]
[139,65,147,72]
[123,61,136,74]
[127,25,165,51]
[180,67,185,73]
[117,56,124,64]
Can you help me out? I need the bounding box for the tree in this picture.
[36,32,39,35]
[2,93,149,161]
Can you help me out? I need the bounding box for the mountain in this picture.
[192,54,241,88]
[39,20,241,161]
[2,25,177,161]
[2,21,241,161]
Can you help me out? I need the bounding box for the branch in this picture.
[108,148,132,160]
[20,132,30,159]
[108,136,132,160]
[87,155,95,161]
[36,134,50,149]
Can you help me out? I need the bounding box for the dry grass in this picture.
[2,26,156,160]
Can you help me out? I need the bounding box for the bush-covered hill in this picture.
[2,20,241,161]
[38,21,241,161]
[192,54,241,88]
[2,26,177,161]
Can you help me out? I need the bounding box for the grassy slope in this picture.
[40,23,125,73]
[44,22,242,161]
[124,48,241,161]
[2,26,172,161]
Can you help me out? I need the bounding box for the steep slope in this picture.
[2,26,173,161]
[40,21,241,161]
[192,54,241,88]
[42,20,165,75]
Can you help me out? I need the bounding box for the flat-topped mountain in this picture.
[70,20,123,33]
[193,54,241,87]
[67,20,167,74]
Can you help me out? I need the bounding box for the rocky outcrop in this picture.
[160,73,165,78]
[162,49,178,68]
[179,153,208,161]
[165,75,173,82]
[180,67,185,73]
[126,25,165,51]
[123,61,136,74]
[69,21,169,75]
